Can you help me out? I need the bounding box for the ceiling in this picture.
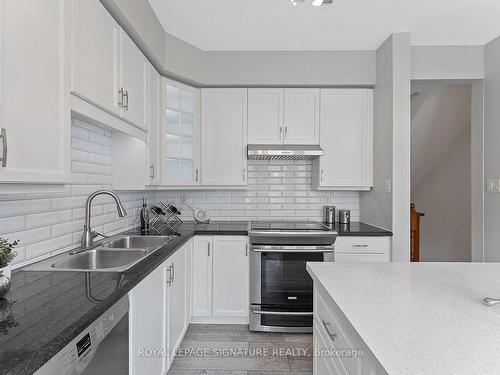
[148,0,500,51]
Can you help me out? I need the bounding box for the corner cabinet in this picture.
[201,89,248,186]
[192,236,249,324]
[162,79,201,186]
[0,0,70,185]
[313,89,373,190]
[248,88,319,145]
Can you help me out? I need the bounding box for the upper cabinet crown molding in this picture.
[313,88,373,190]
[0,0,70,185]
[248,88,320,145]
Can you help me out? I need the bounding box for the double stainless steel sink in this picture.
[50,235,177,272]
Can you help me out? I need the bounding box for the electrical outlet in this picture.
[384,179,391,193]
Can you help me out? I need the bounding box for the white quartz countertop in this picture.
[307,262,500,375]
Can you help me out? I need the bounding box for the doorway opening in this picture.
[411,82,475,262]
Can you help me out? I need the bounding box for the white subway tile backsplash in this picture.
[1,119,360,269]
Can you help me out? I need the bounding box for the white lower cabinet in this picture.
[314,285,387,375]
[192,236,249,324]
[335,237,391,263]
[129,240,192,375]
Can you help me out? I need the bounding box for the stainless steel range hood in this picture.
[247,144,323,161]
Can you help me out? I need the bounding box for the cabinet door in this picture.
[129,265,166,375]
[167,246,187,367]
[201,89,248,186]
[120,31,148,130]
[0,0,70,184]
[248,89,283,144]
[192,236,213,317]
[163,79,200,185]
[212,237,249,319]
[148,65,161,185]
[71,0,120,115]
[317,89,373,189]
[283,89,320,145]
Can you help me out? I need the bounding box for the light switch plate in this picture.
[487,179,500,192]
[384,179,391,193]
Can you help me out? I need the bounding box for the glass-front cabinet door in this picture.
[162,79,200,185]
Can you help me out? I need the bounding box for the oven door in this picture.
[250,245,334,332]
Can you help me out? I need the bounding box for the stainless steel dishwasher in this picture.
[35,295,129,375]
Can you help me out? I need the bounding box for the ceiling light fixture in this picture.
[312,0,333,6]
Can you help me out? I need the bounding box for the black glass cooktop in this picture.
[250,220,334,232]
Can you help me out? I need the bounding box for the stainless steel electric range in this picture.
[248,220,337,333]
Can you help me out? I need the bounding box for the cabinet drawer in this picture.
[335,253,390,263]
[334,237,390,254]
[313,320,346,375]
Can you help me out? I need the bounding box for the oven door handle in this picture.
[251,247,334,253]
[251,307,313,316]
[249,230,333,237]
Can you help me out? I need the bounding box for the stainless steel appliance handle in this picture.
[251,307,313,316]
[0,128,6,167]
[252,247,334,253]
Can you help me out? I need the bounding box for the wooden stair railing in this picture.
[410,203,425,262]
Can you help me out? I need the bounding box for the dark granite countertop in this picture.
[0,219,390,375]
[0,221,247,375]
[328,222,393,237]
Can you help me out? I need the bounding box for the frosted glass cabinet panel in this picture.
[162,79,200,185]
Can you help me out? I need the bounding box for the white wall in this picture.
[360,33,411,262]
[164,32,377,86]
[411,84,471,262]
[484,35,500,262]
[411,46,485,80]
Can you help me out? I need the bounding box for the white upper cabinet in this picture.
[163,79,201,186]
[248,89,284,144]
[71,0,120,115]
[313,89,373,190]
[283,89,320,144]
[0,0,70,185]
[148,65,161,185]
[119,31,148,131]
[201,89,248,186]
[248,88,319,145]
[71,0,149,133]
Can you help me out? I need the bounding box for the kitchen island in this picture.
[307,262,500,375]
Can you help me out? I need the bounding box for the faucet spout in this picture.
[81,190,127,249]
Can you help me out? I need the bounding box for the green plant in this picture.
[0,238,18,268]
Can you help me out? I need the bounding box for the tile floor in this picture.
[167,324,313,375]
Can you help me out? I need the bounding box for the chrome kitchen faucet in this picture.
[81,190,127,249]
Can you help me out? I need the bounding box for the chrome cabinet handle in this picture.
[352,244,369,248]
[284,126,288,139]
[245,244,248,257]
[171,263,175,282]
[124,90,129,110]
[118,88,124,108]
[195,168,199,182]
[320,169,325,182]
[150,164,155,178]
[279,126,283,139]
[483,297,500,306]
[166,265,172,285]
[207,242,211,257]
[243,168,246,182]
[322,320,337,342]
[0,128,7,167]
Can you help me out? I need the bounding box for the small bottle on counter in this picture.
[140,198,150,234]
